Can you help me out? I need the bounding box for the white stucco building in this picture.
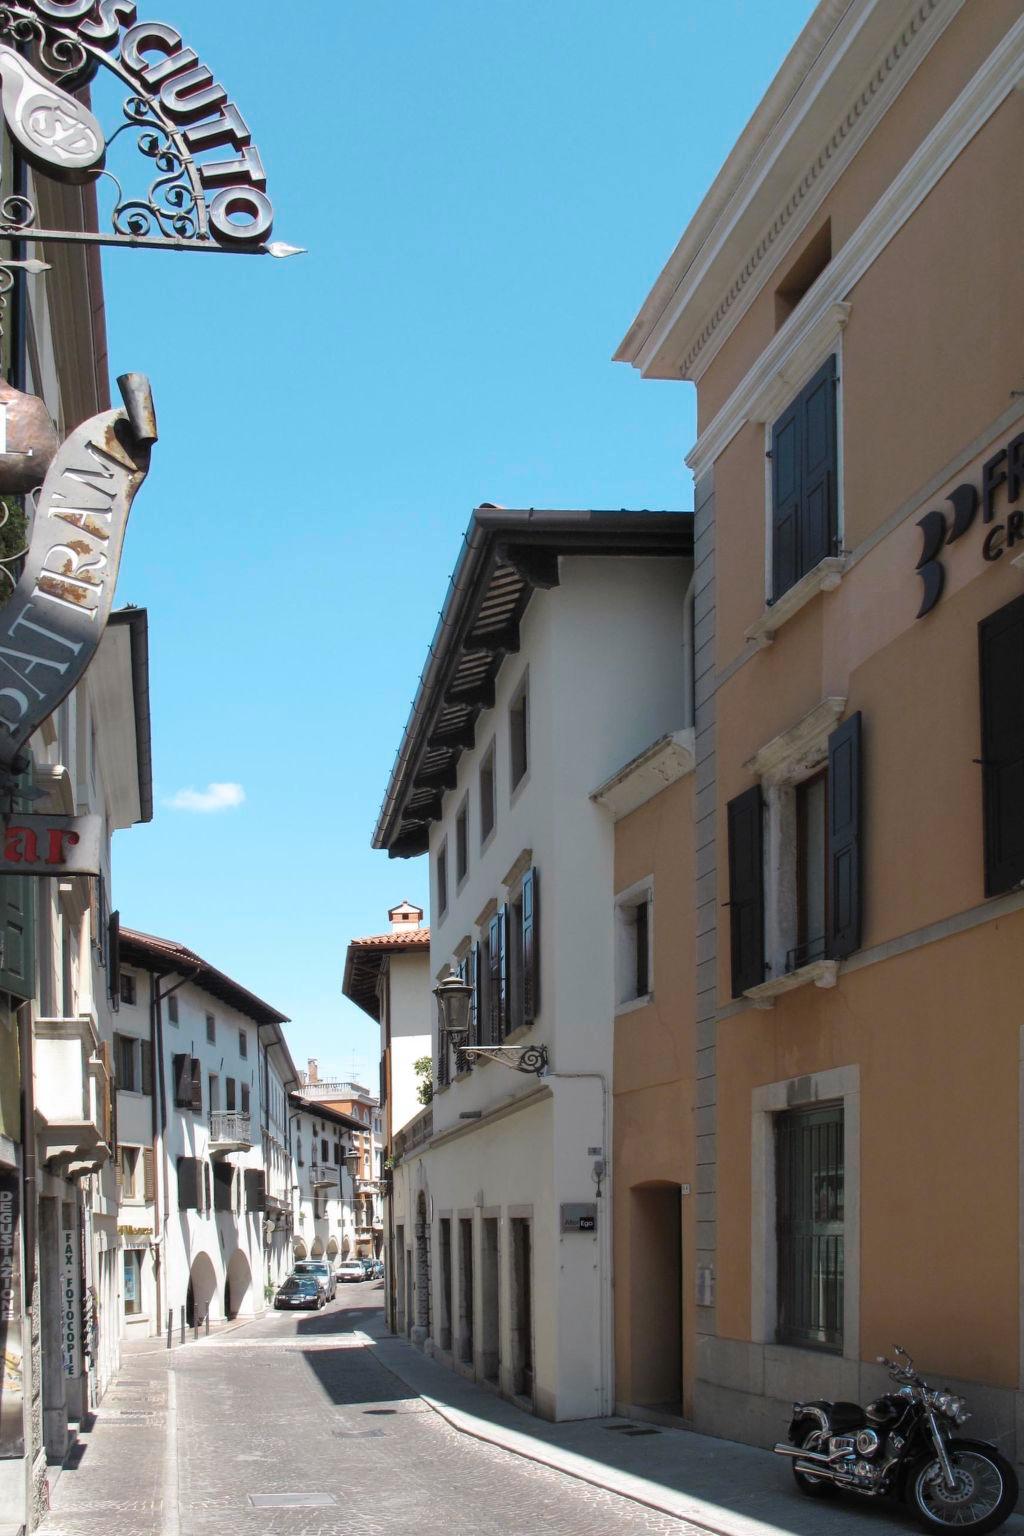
[288,1094,361,1267]
[116,929,290,1332]
[372,508,693,1419]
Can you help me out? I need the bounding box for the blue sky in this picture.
[101,0,815,1082]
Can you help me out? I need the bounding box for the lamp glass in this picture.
[434,974,472,1042]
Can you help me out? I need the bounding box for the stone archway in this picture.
[224,1249,252,1320]
[326,1237,339,1260]
[186,1252,217,1327]
[413,1190,431,1345]
[311,1237,325,1258]
[292,1239,308,1261]
[341,1236,351,1257]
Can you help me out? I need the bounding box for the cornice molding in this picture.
[746,696,846,783]
[621,0,963,381]
[687,10,1024,476]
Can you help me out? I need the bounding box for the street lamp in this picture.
[433,975,548,1076]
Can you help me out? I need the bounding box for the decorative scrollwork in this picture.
[460,1042,549,1076]
[516,1044,548,1075]
[0,194,36,232]
[109,96,200,241]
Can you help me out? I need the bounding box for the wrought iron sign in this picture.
[0,2,299,258]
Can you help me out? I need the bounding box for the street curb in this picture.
[368,1339,778,1536]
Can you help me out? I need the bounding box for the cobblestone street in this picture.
[39,1283,701,1536]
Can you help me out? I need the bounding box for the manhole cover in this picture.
[250,1494,337,1509]
[605,1424,659,1437]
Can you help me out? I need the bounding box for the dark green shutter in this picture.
[0,875,34,1000]
[522,868,539,1023]
[772,355,837,601]
[470,943,480,1045]
[979,595,1024,895]
[727,785,765,997]
[827,712,863,958]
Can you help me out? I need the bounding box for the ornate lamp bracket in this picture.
[458,1043,548,1077]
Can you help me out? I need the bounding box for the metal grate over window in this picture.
[775,1101,844,1351]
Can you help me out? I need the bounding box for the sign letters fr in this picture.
[915,428,1024,616]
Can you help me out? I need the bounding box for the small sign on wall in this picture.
[560,1202,597,1234]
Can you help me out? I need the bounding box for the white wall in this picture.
[388,950,431,1134]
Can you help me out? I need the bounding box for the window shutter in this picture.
[172,1053,190,1107]
[108,909,121,1009]
[143,1147,155,1202]
[827,711,863,959]
[488,912,502,1044]
[190,1057,203,1113]
[177,1155,196,1211]
[0,874,34,1001]
[522,868,539,1023]
[771,398,802,601]
[140,1039,153,1097]
[727,785,765,996]
[470,943,480,1045]
[799,354,838,575]
[203,1162,211,1212]
[256,1170,266,1212]
[498,906,508,1039]
[979,595,1024,895]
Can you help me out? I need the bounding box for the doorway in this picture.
[457,1218,474,1364]
[438,1218,453,1352]
[480,1217,499,1384]
[628,1184,682,1414]
[510,1217,533,1401]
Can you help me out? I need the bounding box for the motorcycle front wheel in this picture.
[908,1439,1018,1534]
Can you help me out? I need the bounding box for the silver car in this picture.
[291,1259,336,1301]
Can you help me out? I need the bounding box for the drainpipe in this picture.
[148,968,162,1326]
[18,1000,35,1307]
[545,1069,612,1416]
[682,569,696,730]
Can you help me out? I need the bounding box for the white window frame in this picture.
[614,876,654,1014]
[743,697,846,1005]
[751,1064,860,1362]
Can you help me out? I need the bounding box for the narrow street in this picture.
[40,1282,700,1536]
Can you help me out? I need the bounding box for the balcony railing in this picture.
[209,1112,252,1151]
[310,1162,337,1188]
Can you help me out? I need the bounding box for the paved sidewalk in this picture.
[363,1315,1024,1536]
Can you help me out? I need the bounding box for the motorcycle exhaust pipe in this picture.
[773,1444,843,1482]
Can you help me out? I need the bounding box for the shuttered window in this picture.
[108,910,121,1006]
[0,874,34,1000]
[177,1155,198,1211]
[980,594,1024,896]
[488,909,506,1043]
[115,1032,138,1092]
[776,1102,844,1351]
[172,1053,191,1106]
[213,1162,233,1212]
[143,1148,155,1203]
[771,354,838,601]
[190,1058,203,1113]
[727,786,765,996]
[827,712,862,958]
[522,868,539,1024]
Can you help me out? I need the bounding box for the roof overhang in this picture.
[373,507,693,858]
[287,1093,364,1132]
[614,0,963,381]
[90,607,153,830]
[342,931,431,1020]
[119,926,288,1026]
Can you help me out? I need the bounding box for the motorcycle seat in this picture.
[829,1402,868,1432]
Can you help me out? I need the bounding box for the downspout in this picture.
[18,1000,35,1307]
[545,1070,611,1416]
[149,968,163,1325]
[682,568,696,730]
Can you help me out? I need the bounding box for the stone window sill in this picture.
[744,958,839,1009]
[615,992,654,1018]
[746,558,847,649]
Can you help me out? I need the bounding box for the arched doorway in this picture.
[326,1237,339,1260]
[413,1190,431,1344]
[292,1239,308,1261]
[341,1236,351,1257]
[311,1237,324,1258]
[224,1250,252,1320]
[628,1182,683,1415]
[185,1252,217,1327]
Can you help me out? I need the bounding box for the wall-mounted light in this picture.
[434,975,547,1076]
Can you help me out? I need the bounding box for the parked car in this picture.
[359,1257,375,1277]
[274,1276,323,1311]
[292,1260,336,1300]
[335,1260,366,1283]
[371,1258,384,1279]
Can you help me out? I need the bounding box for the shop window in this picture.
[979,593,1024,895]
[775,1102,844,1351]
[771,354,838,601]
[123,1250,142,1316]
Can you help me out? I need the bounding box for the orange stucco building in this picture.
[616,0,1024,1468]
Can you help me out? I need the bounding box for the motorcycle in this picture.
[774,1345,1019,1533]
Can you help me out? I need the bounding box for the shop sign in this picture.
[61,1222,80,1378]
[0,813,100,875]
[560,1202,597,1234]
[915,429,1024,616]
[0,1170,24,1458]
[0,373,155,780]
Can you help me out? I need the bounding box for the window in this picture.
[116,1032,138,1092]
[208,1074,219,1112]
[979,594,1024,895]
[487,908,506,1042]
[119,972,137,1006]
[123,1250,142,1316]
[775,1102,844,1351]
[241,1083,250,1115]
[727,707,862,997]
[771,354,838,601]
[167,993,179,1025]
[479,741,496,845]
[615,880,653,1009]
[225,1077,236,1112]
[505,868,539,1032]
[239,1029,248,1059]
[205,1012,215,1044]
[119,1145,140,1199]
[321,1137,328,1163]
[774,220,831,330]
[436,839,448,920]
[456,797,469,886]
[509,672,529,792]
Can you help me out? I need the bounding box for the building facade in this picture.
[297,1065,383,1258]
[288,1095,361,1269]
[617,0,1024,1472]
[372,506,692,1420]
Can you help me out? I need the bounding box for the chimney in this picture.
[388,899,424,934]
[307,1057,318,1085]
